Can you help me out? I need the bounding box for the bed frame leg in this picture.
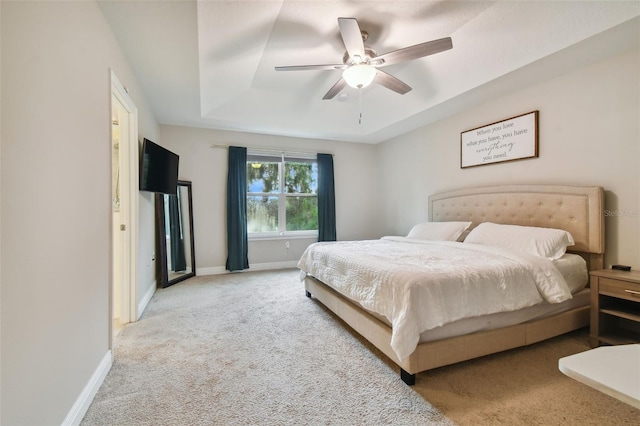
[400,369,416,386]
[305,290,312,298]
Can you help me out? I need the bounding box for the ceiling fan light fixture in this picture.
[343,64,377,89]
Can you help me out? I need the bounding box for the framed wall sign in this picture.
[460,110,539,168]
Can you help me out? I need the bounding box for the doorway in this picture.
[111,71,138,344]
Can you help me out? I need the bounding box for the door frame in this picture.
[110,70,139,342]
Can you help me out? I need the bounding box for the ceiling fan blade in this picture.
[338,17,365,60]
[374,37,453,67]
[374,70,412,95]
[275,64,347,71]
[322,77,348,100]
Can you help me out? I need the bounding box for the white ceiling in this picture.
[99,1,640,144]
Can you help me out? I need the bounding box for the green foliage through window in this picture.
[246,153,318,234]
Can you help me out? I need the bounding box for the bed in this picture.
[298,184,604,385]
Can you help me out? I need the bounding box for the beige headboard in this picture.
[428,184,604,269]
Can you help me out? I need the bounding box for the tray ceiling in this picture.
[99,1,640,143]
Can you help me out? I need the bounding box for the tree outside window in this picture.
[246,152,318,236]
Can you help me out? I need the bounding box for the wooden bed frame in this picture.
[304,184,604,385]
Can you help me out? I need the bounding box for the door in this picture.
[111,71,138,343]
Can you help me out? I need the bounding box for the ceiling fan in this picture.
[275,17,453,100]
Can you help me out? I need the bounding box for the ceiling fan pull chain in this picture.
[358,88,363,125]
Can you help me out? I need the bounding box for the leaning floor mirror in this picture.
[156,180,196,288]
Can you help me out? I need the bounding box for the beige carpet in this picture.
[362,322,639,425]
[82,269,639,425]
[82,269,452,425]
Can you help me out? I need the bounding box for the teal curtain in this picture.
[317,153,336,241]
[226,146,249,271]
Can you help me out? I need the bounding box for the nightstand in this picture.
[590,269,640,348]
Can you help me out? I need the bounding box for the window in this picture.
[246,152,318,237]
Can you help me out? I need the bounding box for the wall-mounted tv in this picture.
[139,138,179,195]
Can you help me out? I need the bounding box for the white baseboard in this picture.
[197,262,298,276]
[248,261,299,271]
[62,351,113,426]
[137,280,156,320]
[196,266,227,276]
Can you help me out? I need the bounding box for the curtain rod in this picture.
[209,144,333,157]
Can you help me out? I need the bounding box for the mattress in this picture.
[416,288,590,343]
[357,253,589,343]
[298,238,587,360]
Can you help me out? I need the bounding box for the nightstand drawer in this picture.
[600,277,640,302]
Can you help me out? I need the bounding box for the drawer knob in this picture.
[624,289,640,296]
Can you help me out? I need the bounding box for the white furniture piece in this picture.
[559,344,640,409]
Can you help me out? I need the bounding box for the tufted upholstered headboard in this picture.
[428,184,604,270]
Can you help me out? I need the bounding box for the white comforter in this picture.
[297,237,573,361]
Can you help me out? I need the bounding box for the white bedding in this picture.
[297,237,575,361]
[552,252,589,293]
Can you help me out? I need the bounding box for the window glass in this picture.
[247,161,280,194]
[247,195,279,233]
[284,161,317,194]
[286,196,318,231]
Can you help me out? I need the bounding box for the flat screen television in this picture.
[139,138,179,195]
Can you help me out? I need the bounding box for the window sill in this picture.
[248,232,318,242]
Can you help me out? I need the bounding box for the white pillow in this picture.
[464,222,575,260]
[406,221,472,241]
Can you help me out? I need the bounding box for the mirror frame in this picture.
[155,180,196,288]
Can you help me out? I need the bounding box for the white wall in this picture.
[160,125,381,273]
[1,1,158,424]
[377,48,640,268]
